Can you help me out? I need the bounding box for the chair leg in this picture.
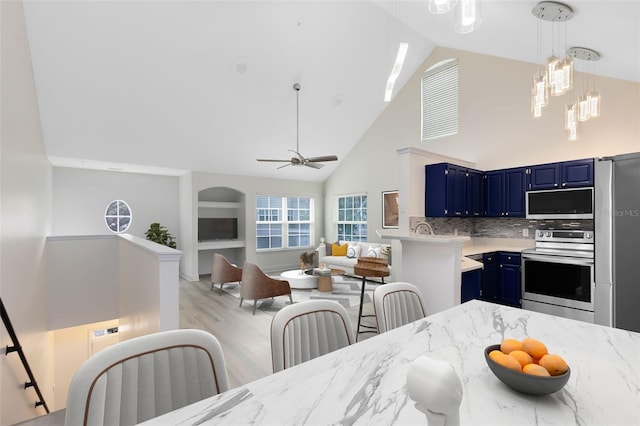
[239,297,244,308]
[253,300,257,315]
[218,283,224,295]
[210,282,214,291]
[288,294,293,304]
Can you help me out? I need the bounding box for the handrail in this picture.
[0,297,49,413]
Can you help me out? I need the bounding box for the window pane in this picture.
[345,197,353,209]
[346,210,353,221]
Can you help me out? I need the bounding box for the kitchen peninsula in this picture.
[377,229,470,314]
[142,300,640,425]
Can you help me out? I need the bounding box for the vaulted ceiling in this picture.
[22,1,640,182]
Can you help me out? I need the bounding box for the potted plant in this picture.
[145,222,177,249]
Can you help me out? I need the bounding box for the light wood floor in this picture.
[179,276,378,389]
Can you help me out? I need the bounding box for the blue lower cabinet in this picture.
[481,253,499,302]
[462,268,482,303]
[480,252,522,308]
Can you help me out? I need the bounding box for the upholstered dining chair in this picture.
[211,253,243,293]
[64,329,229,426]
[270,300,355,373]
[373,281,427,334]
[240,261,292,315]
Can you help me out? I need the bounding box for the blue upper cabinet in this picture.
[485,167,527,217]
[561,159,594,188]
[425,163,482,217]
[529,163,560,190]
[485,170,504,217]
[527,158,594,190]
[466,169,485,216]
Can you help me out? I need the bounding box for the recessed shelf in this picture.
[198,201,241,209]
[198,240,246,250]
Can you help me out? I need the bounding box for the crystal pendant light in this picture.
[589,91,601,117]
[429,0,457,14]
[531,72,548,117]
[454,0,482,34]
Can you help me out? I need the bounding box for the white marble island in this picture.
[142,300,640,425]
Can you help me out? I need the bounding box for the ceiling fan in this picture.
[257,83,338,169]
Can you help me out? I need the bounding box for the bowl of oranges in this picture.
[484,338,570,395]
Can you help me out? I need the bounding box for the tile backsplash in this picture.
[409,216,593,239]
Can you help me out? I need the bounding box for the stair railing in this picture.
[1,297,49,413]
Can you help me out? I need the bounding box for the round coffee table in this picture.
[280,269,318,289]
[306,268,345,292]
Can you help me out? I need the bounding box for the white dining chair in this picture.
[270,300,355,373]
[64,329,229,426]
[373,282,427,333]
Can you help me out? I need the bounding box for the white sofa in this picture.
[317,241,392,282]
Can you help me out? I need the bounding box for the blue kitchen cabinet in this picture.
[425,163,479,217]
[499,252,522,307]
[561,158,594,188]
[466,169,485,216]
[527,158,594,190]
[462,268,482,303]
[481,252,522,308]
[484,167,527,217]
[485,171,504,217]
[529,163,560,190]
[481,252,499,302]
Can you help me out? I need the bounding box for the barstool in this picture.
[353,257,390,341]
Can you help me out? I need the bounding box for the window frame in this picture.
[104,199,132,234]
[421,58,459,141]
[256,195,314,251]
[336,193,368,242]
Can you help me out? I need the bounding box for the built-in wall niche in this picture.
[197,187,246,275]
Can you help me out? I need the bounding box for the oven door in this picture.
[522,253,594,312]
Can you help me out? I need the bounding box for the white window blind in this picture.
[421,59,459,141]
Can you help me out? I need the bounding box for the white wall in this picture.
[47,236,118,330]
[324,47,640,240]
[179,171,325,280]
[52,167,180,241]
[0,1,54,424]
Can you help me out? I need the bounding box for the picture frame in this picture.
[382,190,399,229]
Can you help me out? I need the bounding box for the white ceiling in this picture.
[23,1,640,182]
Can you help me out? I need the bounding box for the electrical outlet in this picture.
[522,228,529,237]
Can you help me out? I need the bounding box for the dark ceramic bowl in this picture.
[484,344,570,396]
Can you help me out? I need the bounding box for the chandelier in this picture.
[428,0,482,34]
[530,2,601,141]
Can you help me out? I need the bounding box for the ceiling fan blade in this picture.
[306,155,338,162]
[277,163,292,169]
[304,161,324,169]
[257,158,291,163]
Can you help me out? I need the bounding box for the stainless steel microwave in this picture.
[525,187,594,219]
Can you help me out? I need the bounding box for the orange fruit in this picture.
[539,354,569,376]
[500,339,523,354]
[523,363,551,376]
[489,350,504,363]
[494,353,522,372]
[521,338,548,360]
[509,350,534,368]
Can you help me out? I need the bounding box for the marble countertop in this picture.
[462,237,535,256]
[141,300,640,425]
[460,256,483,273]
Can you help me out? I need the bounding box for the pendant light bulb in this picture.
[429,0,458,14]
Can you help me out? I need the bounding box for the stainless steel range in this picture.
[521,229,595,323]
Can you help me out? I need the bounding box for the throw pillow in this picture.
[332,243,348,256]
[367,247,382,258]
[347,244,361,259]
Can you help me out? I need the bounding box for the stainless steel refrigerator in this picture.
[594,153,640,332]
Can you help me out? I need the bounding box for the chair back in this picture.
[271,300,355,373]
[65,329,229,426]
[240,261,291,301]
[211,253,242,291]
[374,282,427,333]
